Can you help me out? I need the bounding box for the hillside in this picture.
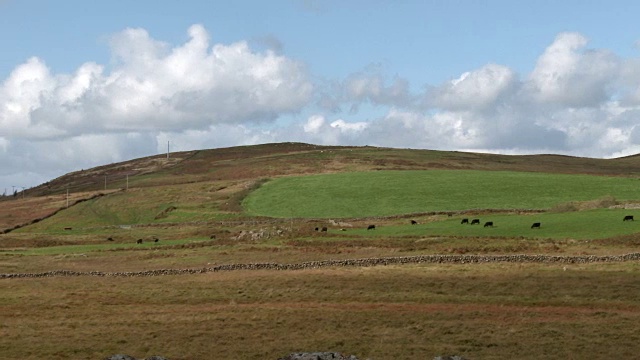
[4,143,640,360]
[19,142,640,197]
[2,142,640,232]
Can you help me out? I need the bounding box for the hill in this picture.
[4,142,640,360]
[18,142,640,197]
[2,142,640,232]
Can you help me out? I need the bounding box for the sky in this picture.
[2,0,640,193]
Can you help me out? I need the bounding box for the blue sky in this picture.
[1,0,640,192]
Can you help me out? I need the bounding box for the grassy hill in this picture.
[3,142,640,234]
[4,142,640,359]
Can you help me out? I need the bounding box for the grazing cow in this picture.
[484,221,494,228]
[107,237,114,241]
[410,220,418,225]
[321,227,328,232]
[315,227,319,231]
[461,218,469,224]
[367,225,376,230]
[136,239,143,244]
[623,215,634,221]
[64,227,72,231]
[470,219,480,225]
[531,222,541,229]
[153,237,159,243]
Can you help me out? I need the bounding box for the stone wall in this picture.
[3,253,640,279]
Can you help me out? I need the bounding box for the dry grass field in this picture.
[2,142,640,360]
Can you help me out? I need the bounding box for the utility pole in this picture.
[167,141,170,160]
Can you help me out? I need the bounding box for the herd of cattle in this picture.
[314,214,636,233]
[458,218,541,229]
[128,215,636,243]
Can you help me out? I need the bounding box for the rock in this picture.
[104,355,137,360]
[279,352,360,360]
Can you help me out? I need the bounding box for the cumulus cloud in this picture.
[427,64,517,111]
[317,68,415,113]
[1,24,313,140]
[3,26,640,191]
[527,32,619,107]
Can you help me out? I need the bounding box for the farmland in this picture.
[2,143,640,360]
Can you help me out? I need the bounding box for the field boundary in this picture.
[3,252,640,279]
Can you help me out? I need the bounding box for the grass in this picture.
[341,208,640,240]
[2,238,213,256]
[243,170,640,218]
[3,144,640,359]
[2,264,640,359]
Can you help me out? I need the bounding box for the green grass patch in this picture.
[243,170,640,218]
[344,209,640,240]
[6,238,213,256]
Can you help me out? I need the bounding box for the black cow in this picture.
[136,239,143,244]
[531,222,541,229]
[410,220,418,225]
[623,215,634,221]
[484,221,494,228]
[470,219,480,225]
[461,218,469,224]
[107,237,114,241]
[153,237,159,243]
[321,227,328,232]
[367,225,376,230]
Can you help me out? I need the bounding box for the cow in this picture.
[321,227,328,232]
[136,239,143,244]
[410,220,418,225]
[153,237,159,243]
[531,222,541,229]
[484,221,494,228]
[623,215,634,221]
[107,237,114,241]
[64,227,72,231]
[315,227,319,231]
[470,219,480,225]
[367,225,376,230]
[461,218,469,224]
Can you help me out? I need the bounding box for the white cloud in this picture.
[0,24,313,139]
[527,32,619,107]
[303,115,325,134]
[3,27,640,191]
[428,64,517,111]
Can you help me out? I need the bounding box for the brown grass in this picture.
[2,264,640,359]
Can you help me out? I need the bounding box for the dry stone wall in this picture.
[3,253,640,279]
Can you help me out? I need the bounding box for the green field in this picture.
[339,209,640,240]
[243,170,640,218]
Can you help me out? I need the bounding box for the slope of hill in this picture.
[2,142,640,233]
[19,142,640,197]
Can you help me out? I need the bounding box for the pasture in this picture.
[2,144,640,359]
[243,170,640,218]
[343,208,640,241]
